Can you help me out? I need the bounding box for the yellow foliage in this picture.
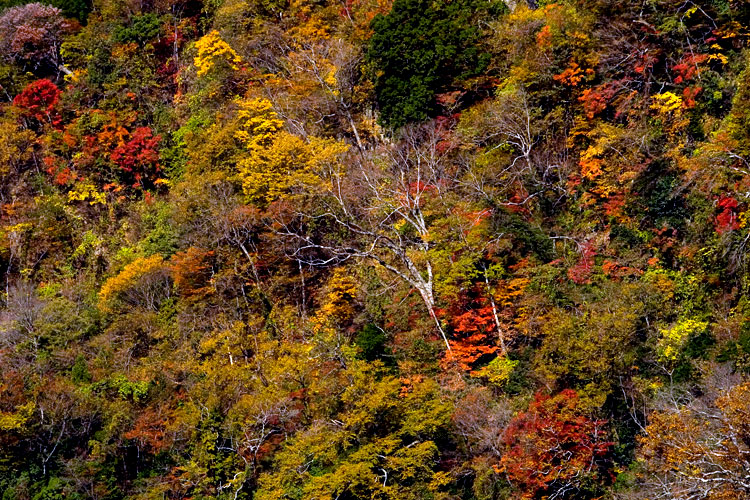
[238,132,315,205]
[98,254,165,312]
[63,69,84,84]
[318,268,358,322]
[67,183,106,205]
[657,318,708,364]
[309,268,359,338]
[639,381,750,498]
[288,17,330,46]
[111,42,138,60]
[4,222,33,234]
[574,122,647,201]
[651,92,683,114]
[739,210,749,229]
[577,124,622,189]
[473,355,518,387]
[194,30,242,76]
[496,277,529,307]
[234,98,284,148]
[324,66,338,90]
[235,97,349,206]
[708,51,729,65]
[644,269,676,301]
[0,120,35,177]
[0,402,35,431]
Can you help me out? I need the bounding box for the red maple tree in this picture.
[110,126,162,189]
[13,79,62,127]
[715,195,741,234]
[499,389,613,499]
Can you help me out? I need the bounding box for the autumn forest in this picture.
[1,0,750,498]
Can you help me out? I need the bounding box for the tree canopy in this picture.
[1,0,750,499]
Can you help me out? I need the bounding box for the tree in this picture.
[368,0,493,127]
[12,79,61,127]
[193,29,242,77]
[113,13,163,47]
[0,0,91,21]
[234,97,349,207]
[267,32,368,148]
[171,247,215,300]
[499,389,613,499]
[456,85,570,221]
[110,126,162,190]
[98,255,171,313]
[453,386,513,457]
[440,286,502,371]
[634,378,750,500]
[52,0,92,21]
[281,121,465,350]
[254,361,453,499]
[0,3,70,75]
[0,117,36,198]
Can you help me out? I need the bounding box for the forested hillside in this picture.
[2,0,750,498]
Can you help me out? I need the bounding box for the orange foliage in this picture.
[124,405,170,453]
[578,83,616,119]
[602,193,626,219]
[440,287,500,372]
[601,259,643,279]
[536,25,552,48]
[554,61,591,87]
[171,247,215,300]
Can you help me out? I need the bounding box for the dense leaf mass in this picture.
[3,0,750,499]
[368,0,495,127]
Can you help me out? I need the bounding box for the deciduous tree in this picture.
[0,3,70,75]
[499,389,613,499]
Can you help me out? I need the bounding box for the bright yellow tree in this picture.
[193,30,241,76]
[235,97,349,206]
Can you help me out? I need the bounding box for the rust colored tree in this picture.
[499,389,613,499]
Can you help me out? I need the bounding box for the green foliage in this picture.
[725,55,750,156]
[640,170,687,229]
[86,46,115,87]
[137,200,180,257]
[368,0,495,127]
[70,354,92,384]
[354,323,390,362]
[255,361,452,499]
[113,14,162,47]
[53,0,91,21]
